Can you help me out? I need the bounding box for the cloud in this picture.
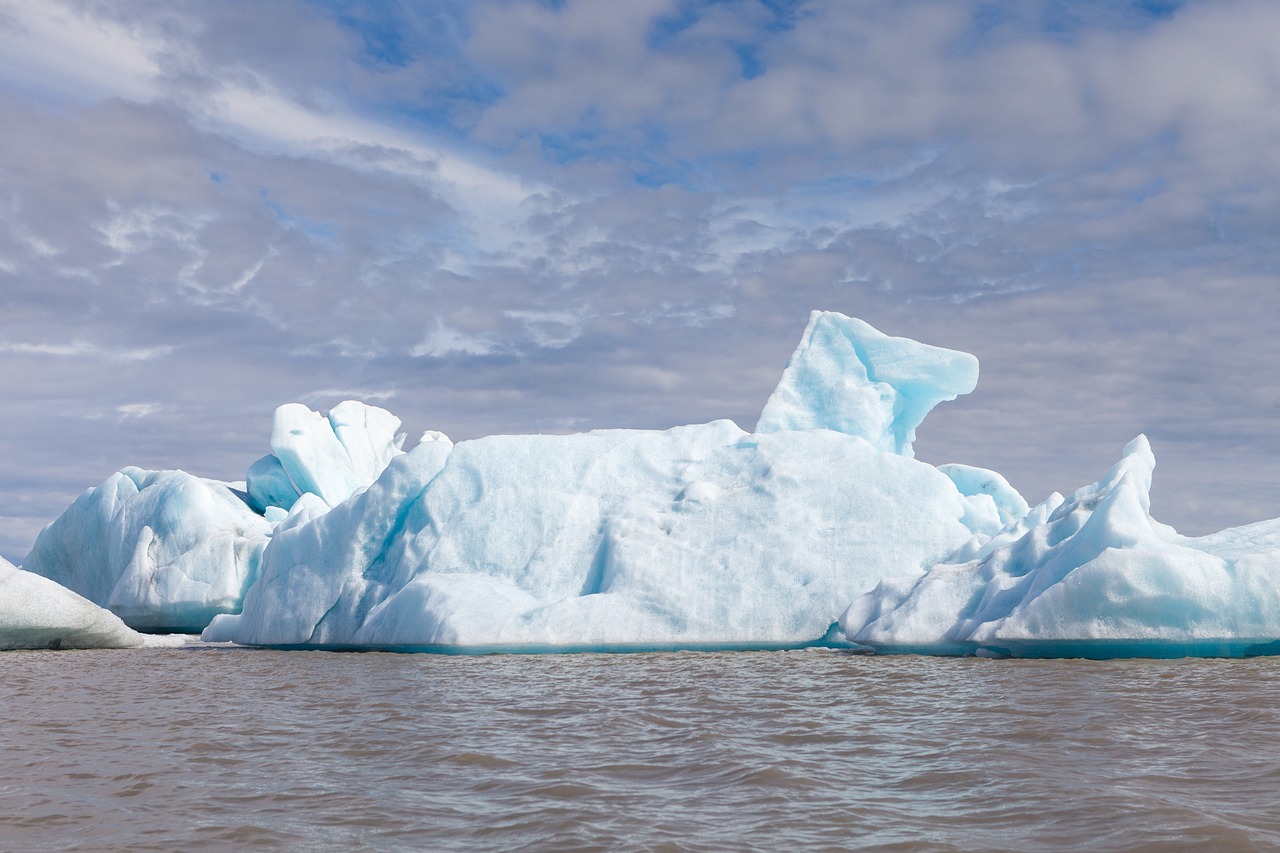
[298,388,399,405]
[113,402,168,418]
[2,0,1280,562]
[1,0,543,246]
[0,0,160,103]
[411,318,501,358]
[0,341,174,361]
[468,1,1280,178]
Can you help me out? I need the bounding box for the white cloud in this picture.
[299,388,399,404]
[203,83,546,250]
[411,318,501,358]
[115,402,166,418]
[0,340,174,361]
[97,204,212,254]
[0,0,549,258]
[0,0,160,102]
[504,309,585,348]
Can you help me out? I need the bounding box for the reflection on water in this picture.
[2,648,1278,851]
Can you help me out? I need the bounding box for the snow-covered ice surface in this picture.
[0,556,185,650]
[18,310,1280,657]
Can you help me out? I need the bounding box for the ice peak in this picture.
[1070,433,1155,516]
[248,400,407,512]
[755,311,979,456]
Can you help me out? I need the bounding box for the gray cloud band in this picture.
[1,0,1278,561]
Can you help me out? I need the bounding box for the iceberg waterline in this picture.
[15,310,1280,657]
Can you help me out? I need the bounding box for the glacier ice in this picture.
[18,400,407,634]
[204,311,989,649]
[247,400,405,513]
[23,468,272,632]
[0,556,184,650]
[19,309,1280,658]
[204,422,980,649]
[841,436,1280,658]
[938,463,1031,545]
[244,454,299,516]
[756,311,978,456]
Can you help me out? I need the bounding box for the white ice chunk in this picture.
[938,462,1030,540]
[843,436,1280,658]
[273,492,332,535]
[0,555,185,650]
[23,468,272,632]
[938,463,1029,528]
[756,311,978,456]
[205,436,456,645]
[209,313,986,651]
[261,400,407,510]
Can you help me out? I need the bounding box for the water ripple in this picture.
[2,649,1280,850]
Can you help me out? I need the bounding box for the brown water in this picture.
[2,648,1279,852]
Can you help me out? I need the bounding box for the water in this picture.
[3,648,1279,852]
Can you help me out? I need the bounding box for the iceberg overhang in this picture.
[755,310,979,456]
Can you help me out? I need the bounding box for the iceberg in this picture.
[0,556,184,650]
[204,424,979,649]
[204,311,987,650]
[22,400,405,633]
[22,308,1280,658]
[23,468,272,632]
[842,436,1280,658]
[246,400,405,513]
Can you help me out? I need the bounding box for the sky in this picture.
[2,0,1279,563]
